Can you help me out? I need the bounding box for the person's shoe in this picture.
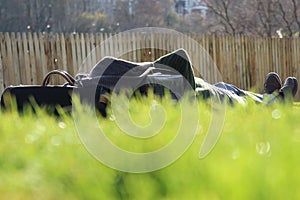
[280,77,298,97]
[291,77,298,97]
[264,72,282,94]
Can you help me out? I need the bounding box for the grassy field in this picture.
[0,97,300,200]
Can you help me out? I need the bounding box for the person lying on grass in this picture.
[93,49,298,117]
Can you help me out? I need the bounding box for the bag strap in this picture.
[42,70,75,86]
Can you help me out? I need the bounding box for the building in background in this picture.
[91,0,138,19]
[174,0,207,16]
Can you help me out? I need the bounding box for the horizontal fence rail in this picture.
[0,32,299,100]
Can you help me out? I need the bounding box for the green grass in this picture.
[1,97,300,200]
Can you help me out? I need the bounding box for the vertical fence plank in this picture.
[202,35,209,81]
[276,38,281,75]
[236,35,241,88]
[246,36,252,87]
[60,33,68,72]
[272,38,278,73]
[94,33,100,62]
[0,32,8,89]
[116,32,121,58]
[216,35,223,82]
[295,38,300,100]
[213,35,219,83]
[285,39,290,75]
[85,33,92,72]
[283,39,287,77]
[121,33,130,60]
[39,33,47,78]
[196,34,203,78]
[0,53,3,93]
[125,32,132,60]
[224,35,230,82]
[5,33,16,85]
[130,32,136,61]
[155,33,161,59]
[131,32,137,61]
[108,33,113,57]
[28,33,37,84]
[80,33,87,72]
[206,35,213,82]
[75,34,81,72]
[113,33,119,58]
[256,37,262,91]
[262,37,268,91]
[265,38,270,77]
[22,33,31,84]
[216,35,223,80]
[121,33,125,58]
[231,36,236,84]
[292,38,296,75]
[136,32,141,62]
[241,35,247,89]
[278,39,283,76]
[150,33,155,61]
[244,37,254,89]
[43,33,51,74]
[69,33,77,75]
[90,33,97,67]
[90,33,96,69]
[0,33,4,93]
[104,33,110,58]
[33,32,42,83]
[52,34,59,72]
[288,39,293,74]
[55,33,62,70]
[65,34,73,75]
[16,33,25,83]
[11,33,21,85]
[49,33,56,72]
[203,34,209,81]
[99,33,105,59]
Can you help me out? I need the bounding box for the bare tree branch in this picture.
[291,0,300,31]
[203,0,237,34]
[276,0,293,36]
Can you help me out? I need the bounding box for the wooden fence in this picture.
[0,32,300,100]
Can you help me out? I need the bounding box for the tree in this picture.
[202,0,300,37]
[0,0,29,32]
[273,0,300,37]
[1,0,299,36]
[113,0,177,31]
[202,0,256,34]
[75,12,112,33]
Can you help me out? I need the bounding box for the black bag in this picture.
[0,69,112,117]
[0,70,74,114]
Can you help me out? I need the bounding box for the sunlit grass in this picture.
[0,96,300,199]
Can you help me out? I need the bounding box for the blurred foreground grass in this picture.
[0,97,300,200]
